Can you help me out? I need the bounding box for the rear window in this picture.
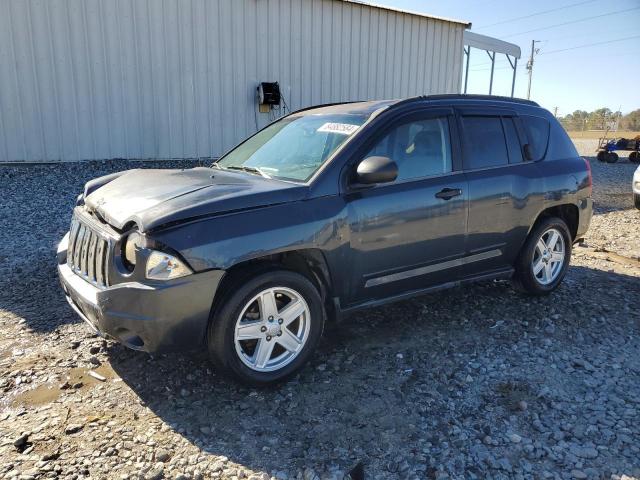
[522,115,550,161]
[462,116,509,169]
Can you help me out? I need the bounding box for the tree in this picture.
[559,108,639,132]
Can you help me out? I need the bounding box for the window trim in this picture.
[501,116,526,164]
[343,107,460,192]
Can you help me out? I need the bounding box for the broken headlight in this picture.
[123,232,144,270]
[145,251,192,280]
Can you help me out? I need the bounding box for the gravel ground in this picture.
[1,145,639,480]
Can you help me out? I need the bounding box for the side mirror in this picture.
[523,143,534,161]
[354,156,398,185]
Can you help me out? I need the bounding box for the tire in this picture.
[606,152,619,163]
[512,217,572,295]
[635,193,640,210]
[629,151,640,164]
[596,150,607,162]
[208,269,325,385]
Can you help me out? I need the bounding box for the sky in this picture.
[374,0,640,116]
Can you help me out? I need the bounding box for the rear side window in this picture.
[502,117,524,164]
[462,116,509,169]
[522,115,550,161]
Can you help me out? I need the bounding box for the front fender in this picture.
[151,196,349,273]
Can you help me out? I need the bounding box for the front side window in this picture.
[217,113,367,182]
[462,116,509,169]
[364,117,452,182]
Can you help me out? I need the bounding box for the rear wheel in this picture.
[208,270,325,385]
[596,150,608,162]
[512,217,572,295]
[629,151,640,164]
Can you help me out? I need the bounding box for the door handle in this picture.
[435,188,462,200]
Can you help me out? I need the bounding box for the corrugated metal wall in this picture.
[0,0,465,162]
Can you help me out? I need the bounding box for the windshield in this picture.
[216,113,367,182]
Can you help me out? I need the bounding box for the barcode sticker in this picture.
[317,122,360,135]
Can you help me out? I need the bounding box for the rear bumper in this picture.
[57,234,224,353]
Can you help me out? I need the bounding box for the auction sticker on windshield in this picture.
[317,122,360,135]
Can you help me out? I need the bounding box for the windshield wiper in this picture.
[225,165,271,179]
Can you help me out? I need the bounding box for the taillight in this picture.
[583,157,592,195]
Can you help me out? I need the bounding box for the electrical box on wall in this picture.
[257,82,281,106]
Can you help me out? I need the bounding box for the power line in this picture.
[475,0,599,29]
[539,35,640,54]
[501,6,640,38]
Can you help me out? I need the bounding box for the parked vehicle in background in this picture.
[596,134,640,163]
[57,95,592,385]
[634,165,640,209]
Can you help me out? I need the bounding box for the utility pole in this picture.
[526,40,540,100]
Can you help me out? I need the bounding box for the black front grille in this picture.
[67,216,110,287]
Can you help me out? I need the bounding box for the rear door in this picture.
[458,108,543,276]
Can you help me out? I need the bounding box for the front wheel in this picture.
[635,193,640,210]
[208,270,325,385]
[606,152,619,163]
[512,217,572,295]
[629,151,640,164]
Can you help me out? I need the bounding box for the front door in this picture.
[344,110,468,305]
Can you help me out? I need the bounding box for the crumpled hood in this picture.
[84,167,307,232]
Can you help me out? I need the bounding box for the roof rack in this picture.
[403,94,540,107]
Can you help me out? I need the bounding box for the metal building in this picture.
[0,0,470,163]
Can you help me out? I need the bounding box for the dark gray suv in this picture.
[57,95,592,384]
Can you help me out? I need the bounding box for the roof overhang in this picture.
[464,31,521,58]
[341,0,471,27]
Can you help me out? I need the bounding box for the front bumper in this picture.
[57,233,225,353]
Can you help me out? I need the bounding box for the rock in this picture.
[89,355,101,366]
[570,470,587,479]
[65,424,83,434]
[517,400,528,411]
[508,433,522,443]
[302,468,319,480]
[145,463,164,480]
[155,449,171,462]
[88,371,106,382]
[497,458,513,472]
[89,345,101,354]
[570,445,598,459]
[13,433,29,449]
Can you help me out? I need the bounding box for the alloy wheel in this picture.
[532,227,565,286]
[233,287,311,372]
